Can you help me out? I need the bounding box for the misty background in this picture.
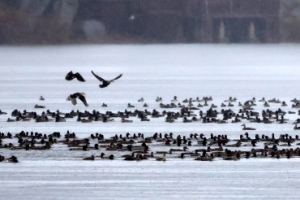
[0,0,299,44]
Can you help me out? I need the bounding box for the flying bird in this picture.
[91,71,122,88]
[65,71,85,82]
[69,92,88,107]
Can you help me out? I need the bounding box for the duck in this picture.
[224,97,236,102]
[291,98,299,103]
[30,142,52,150]
[294,123,300,130]
[170,146,189,152]
[123,154,138,161]
[65,71,85,82]
[268,98,280,103]
[91,71,122,88]
[228,102,234,107]
[102,103,107,107]
[55,114,66,122]
[6,155,18,163]
[171,96,178,102]
[7,118,15,122]
[156,153,166,161]
[0,110,7,115]
[258,97,265,102]
[127,103,135,108]
[69,92,88,107]
[241,124,256,130]
[165,117,175,123]
[138,98,144,102]
[39,96,45,101]
[69,145,89,151]
[183,117,193,123]
[83,155,95,160]
[225,140,241,147]
[223,155,238,161]
[122,152,135,160]
[140,117,150,121]
[197,103,203,107]
[122,118,133,123]
[216,119,228,124]
[81,118,93,123]
[155,97,162,102]
[210,103,218,108]
[195,154,213,161]
[34,104,45,109]
[100,153,114,160]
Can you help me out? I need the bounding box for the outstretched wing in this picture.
[75,73,85,82]
[111,74,123,82]
[78,95,89,107]
[91,71,105,83]
[65,71,74,81]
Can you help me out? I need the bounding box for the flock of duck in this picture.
[5,94,300,127]
[2,71,300,162]
[1,128,300,163]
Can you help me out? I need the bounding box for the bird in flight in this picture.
[69,92,88,106]
[65,71,85,82]
[91,71,122,88]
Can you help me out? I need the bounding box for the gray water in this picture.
[0,44,300,200]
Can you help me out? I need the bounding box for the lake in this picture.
[0,44,300,200]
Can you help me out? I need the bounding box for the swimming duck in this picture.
[7,118,15,122]
[223,155,238,161]
[227,102,234,107]
[122,118,133,123]
[183,117,193,123]
[65,71,85,82]
[224,97,237,102]
[291,98,299,103]
[170,146,189,152]
[0,110,7,115]
[127,103,135,108]
[195,154,213,161]
[91,71,122,88]
[138,98,144,102]
[258,97,265,102]
[294,123,300,130]
[34,104,45,109]
[156,97,162,102]
[156,153,166,161]
[102,103,107,107]
[100,153,114,160]
[7,155,18,163]
[197,103,203,107]
[171,96,178,102]
[241,124,256,130]
[83,155,95,160]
